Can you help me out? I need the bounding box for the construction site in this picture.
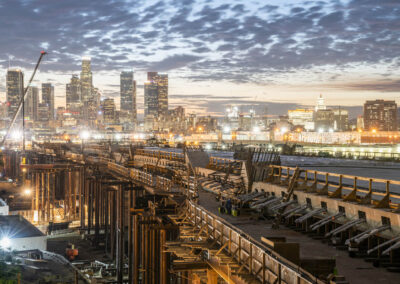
[0,141,399,284]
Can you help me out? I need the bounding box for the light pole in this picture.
[80,130,90,153]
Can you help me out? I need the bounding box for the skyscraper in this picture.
[66,75,81,107]
[144,71,169,120]
[26,85,39,121]
[120,71,137,124]
[42,83,54,120]
[6,69,24,119]
[80,57,93,102]
[147,72,158,81]
[101,98,116,124]
[144,80,158,118]
[156,74,168,117]
[66,74,82,117]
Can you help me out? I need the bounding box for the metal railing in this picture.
[135,149,184,161]
[267,165,400,206]
[187,201,321,284]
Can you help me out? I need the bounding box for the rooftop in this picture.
[0,215,44,239]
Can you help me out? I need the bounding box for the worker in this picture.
[225,199,232,215]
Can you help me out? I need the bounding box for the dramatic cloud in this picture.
[0,0,399,114]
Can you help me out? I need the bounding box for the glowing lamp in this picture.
[80,130,90,140]
[0,237,11,249]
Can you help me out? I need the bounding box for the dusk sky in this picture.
[0,0,399,117]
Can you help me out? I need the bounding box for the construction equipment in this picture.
[0,51,47,149]
[65,243,79,261]
[272,167,301,229]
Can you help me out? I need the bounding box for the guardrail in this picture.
[267,165,400,207]
[107,162,173,191]
[187,201,321,284]
[135,149,184,161]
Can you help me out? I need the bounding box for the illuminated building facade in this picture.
[364,100,398,131]
[42,83,54,120]
[144,79,158,118]
[102,98,116,125]
[156,74,168,117]
[80,57,93,102]
[333,108,349,131]
[144,72,169,124]
[66,74,81,115]
[25,86,39,121]
[6,69,24,119]
[288,109,314,130]
[120,71,137,127]
[315,109,334,131]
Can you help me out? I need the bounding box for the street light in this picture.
[80,130,90,153]
[0,236,11,249]
[80,130,90,140]
[23,188,32,196]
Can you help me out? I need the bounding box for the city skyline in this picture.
[0,0,399,116]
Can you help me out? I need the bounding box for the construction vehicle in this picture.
[65,243,79,261]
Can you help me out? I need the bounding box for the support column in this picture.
[117,185,124,283]
[128,185,134,284]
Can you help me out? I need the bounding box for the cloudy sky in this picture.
[0,0,399,117]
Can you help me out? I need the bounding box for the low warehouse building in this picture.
[0,215,46,251]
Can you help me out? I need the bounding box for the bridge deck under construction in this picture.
[197,190,400,284]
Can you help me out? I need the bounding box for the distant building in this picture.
[42,83,54,120]
[25,86,39,121]
[147,72,158,81]
[102,98,116,125]
[144,78,159,119]
[6,69,24,119]
[288,109,314,130]
[66,74,81,115]
[120,71,137,127]
[315,94,326,111]
[364,100,398,131]
[144,72,168,123]
[333,108,349,131]
[314,109,334,131]
[357,115,364,130]
[37,103,49,122]
[80,57,93,102]
[156,74,168,117]
[56,107,65,121]
[168,106,186,132]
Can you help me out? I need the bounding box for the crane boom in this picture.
[0,51,47,147]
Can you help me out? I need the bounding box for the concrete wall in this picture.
[10,236,47,251]
[254,182,400,236]
[0,205,9,215]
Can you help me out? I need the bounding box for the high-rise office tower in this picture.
[101,98,116,124]
[144,71,169,120]
[66,75,81,107]
[144,79,158,118]
[42,83,54,120]
[66,74,82,116]
[26,85,39,121]
[6,69,24,119]
[156,74,168,117]
[120,71,137,124]
[80,57,93,102]
[147,72,158,81]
